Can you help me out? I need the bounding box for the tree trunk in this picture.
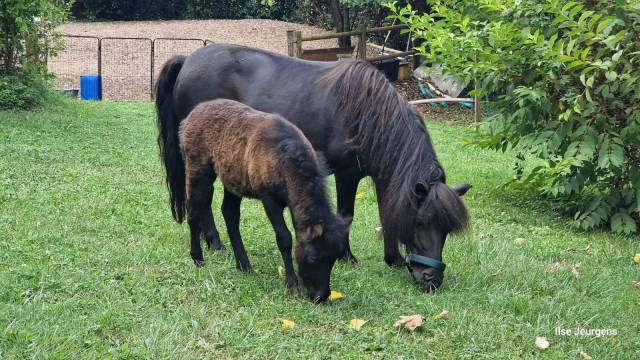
[327,0,351,48]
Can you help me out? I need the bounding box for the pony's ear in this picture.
[452,183,472,196]
[415,182,429,200]
[300,224,323,242]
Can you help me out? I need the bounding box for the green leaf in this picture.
[610,212,637,234]
[605,71,617,82]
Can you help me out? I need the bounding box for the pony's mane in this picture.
[323,60,468,243]
[272,119,334,232]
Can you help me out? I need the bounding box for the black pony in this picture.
[156,44,470,291]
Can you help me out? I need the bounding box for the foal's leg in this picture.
[221,189,252,272]
[201,180,224,251]
[335,169,361,264]
[185,167,215,266]
[260,192,299,294]
[374,182,404,267]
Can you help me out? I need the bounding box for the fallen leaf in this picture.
[277,266,285,278]
[571,262,581,279]
[546,262,561,273]
[579,350,592,360]
[535,336,550,350]
[583,243,592,252]
[348,319,367,330]
[634,253,640,264]
[329,290,345,301]
[632,281,640,290]
[280,319,294,329]
[355,192,365,200]
[394,315,424,331]
[433,310,449,320]
[514,237,525,245]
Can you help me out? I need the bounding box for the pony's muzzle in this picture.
[410,266,443,292]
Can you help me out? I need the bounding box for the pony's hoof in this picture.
[205,234,225,251]
[339,252,358,265]
[207,242,225,251]
[385,255,405,267]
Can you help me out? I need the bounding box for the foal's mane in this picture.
[322,60,468,243]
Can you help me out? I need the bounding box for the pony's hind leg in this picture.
[221,189,252,272]
[260,191,299,295]
[186,165,216,266]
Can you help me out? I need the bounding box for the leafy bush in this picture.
[388,0,640,234]
[0,67,50,111]
[1,0,69,111]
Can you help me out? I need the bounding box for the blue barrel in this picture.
[80,75,102,100]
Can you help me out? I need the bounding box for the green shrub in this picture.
[388,0,640,234]
[0,68,50,111]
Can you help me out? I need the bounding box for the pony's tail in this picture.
[155,55,187,223]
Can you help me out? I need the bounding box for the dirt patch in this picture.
[56,19,338,55]
[50,19,338,100]
[51,19,481,122]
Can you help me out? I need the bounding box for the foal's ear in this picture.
[300,224,323,242]
[452,183,472,196]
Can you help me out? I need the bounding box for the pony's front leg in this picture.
[260,192,299,295]
[221,189,252,272]
[201,176,224,251]
[335,169,361,264]
[375,182,404,267]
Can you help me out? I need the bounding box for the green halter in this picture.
[406,253,446,272]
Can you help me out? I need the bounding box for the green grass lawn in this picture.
[1,99,638,359]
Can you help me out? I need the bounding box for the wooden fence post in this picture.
[286,30,294,57]
[294,31,302,58]
[357,25,367,60]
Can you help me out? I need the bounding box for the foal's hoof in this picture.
[192,258,205,267]
[339,252,358,265]
[236,264,254,273]
[287,285,301,297]
[385,255,405,267]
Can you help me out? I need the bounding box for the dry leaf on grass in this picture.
[535,336,550,349]
[546,262,562,273]
[634,253,640,264]
[433,310,449,320]
[280,319,294,329]
[632,281,640,290]
[277,266,285,278]
[348,319,367,330]
[514,237,525,245]
[579,350,592,360]
[394,315,425,331]
[329,290,345,301]
[355,192,365,200]
[571,263,581,279]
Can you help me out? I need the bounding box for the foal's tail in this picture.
[155,55,187,223]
